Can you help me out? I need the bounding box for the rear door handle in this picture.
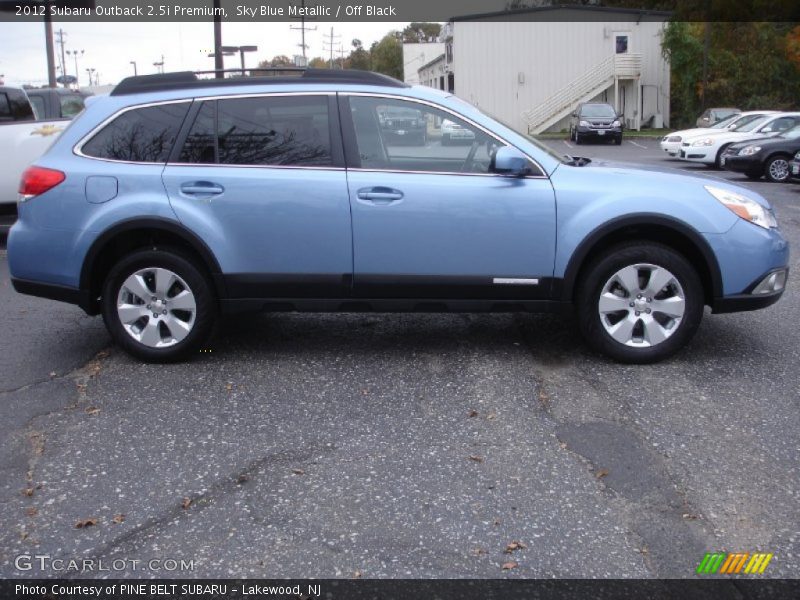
[180,181,225,196]
[356,187,404,203]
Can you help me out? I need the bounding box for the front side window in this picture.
[348,96,502,174]
[81,102,190,162]
[179,95,332,167]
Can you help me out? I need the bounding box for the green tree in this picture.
[370,32,403,79]
[345,39,371,71]
[402,22,442,43]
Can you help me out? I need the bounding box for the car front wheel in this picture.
[576,242,704,363]
[102,249,217,362]
[765,155,791,183]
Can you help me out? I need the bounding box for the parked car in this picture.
[440,118,475,145]
[569,102,623,145]
[378,105,427,145]
[25,87,89,120]
[0,86,86,232]
[695,107,740,128]
[720,124,800,182]
[8,69,789,364]
[790,150,800,180]
[660,111,777,157]
[679,112,800,168]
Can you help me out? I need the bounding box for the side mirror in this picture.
[492,146,531,177]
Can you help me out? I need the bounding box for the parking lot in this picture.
[0,138,797,579]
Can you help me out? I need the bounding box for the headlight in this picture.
[738,145,761,156]
[692,138,714,146]
[794,150,800,159]
[579,120,589,127]
[705,185,777,229]
[612,120,621,127]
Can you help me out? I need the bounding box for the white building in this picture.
[402,42,445,86]
[446,5,671,133]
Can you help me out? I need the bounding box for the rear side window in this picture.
[60,94,85,118]
[81,102,190,163]
[178,95,332,167]
[28,95,45,119]
[0,93,11,120]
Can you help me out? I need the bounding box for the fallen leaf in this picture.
[96,350,110,359]
[472,547,487,556]
[112,514,125,524]
[85,406,101,415]
[486,412,496,420]
[25,507,38,517]
[502,561,519,570]
[22,488,34,497]
[181,497,192,510]
[493,518,501,526]
[538,389,549,406]
[75,517,97,528]
[468,455,484,463]
[504,541,527,553]
[559,442,568,449]
[352,570,363,579]
[682,513,698,520]
[20,531,29,540]
[225,383,233,391]
[361,389,369,396]
[468,409,479,418]
[292,468,305,475]
[595,468,609,479]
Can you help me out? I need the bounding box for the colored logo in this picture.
[696,552,773,575]
[30,124,64,137]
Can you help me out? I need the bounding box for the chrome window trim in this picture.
[341,91,548,179]
[165,162,345,172]
[73,92,337,166]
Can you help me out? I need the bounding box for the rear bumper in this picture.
[11,277,96,314]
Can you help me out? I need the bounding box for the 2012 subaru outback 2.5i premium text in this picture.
[8,69,790,363]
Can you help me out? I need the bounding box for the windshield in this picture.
[580,104,616,118]
[724,114,763,130]
[736,116,770,133]
[710,113,742,129]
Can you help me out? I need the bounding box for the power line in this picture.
[289,0,317,62]
[322,27,341,69]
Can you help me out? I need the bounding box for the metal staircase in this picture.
[522,53,642,134]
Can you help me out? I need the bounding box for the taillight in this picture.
[19,166,65,200]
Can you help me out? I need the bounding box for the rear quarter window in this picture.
[80,102,190,162]
[0,93,11,120]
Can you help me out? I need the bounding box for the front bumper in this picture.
[660,140,681,156]
[576,126,622,140]
[712,268,788,313]
[721,153,762,173]
[679,146,715,163]
[790,159,800,179]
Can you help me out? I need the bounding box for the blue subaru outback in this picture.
[8,69,789,363]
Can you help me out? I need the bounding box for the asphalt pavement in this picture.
[0,138,797,579]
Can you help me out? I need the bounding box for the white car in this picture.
[679,112,800,167]
[441,118,476,145]
[659,111,777,157]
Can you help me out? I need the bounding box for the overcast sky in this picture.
[0,20,408,87]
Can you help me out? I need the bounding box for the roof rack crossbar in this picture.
[110,68,408,96]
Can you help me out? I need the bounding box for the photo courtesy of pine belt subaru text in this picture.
[8,69,790,363]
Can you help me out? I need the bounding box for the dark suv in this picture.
[569,103,623,145]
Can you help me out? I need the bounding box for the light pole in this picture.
[221,45,258,76]
[153,55,164,74]
[85,67,96,86]
[66,48,84,88]
[208,51,234,74]
[130,61,137,76]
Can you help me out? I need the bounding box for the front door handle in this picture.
[180,181,225,196]
[356,187,404,204]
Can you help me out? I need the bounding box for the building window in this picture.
[615,35,629,54]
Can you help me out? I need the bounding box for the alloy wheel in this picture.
[767,158,789,182]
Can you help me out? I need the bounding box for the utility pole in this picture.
[213,0,223,78]
[323,27,341,69]
[336,44,346,69]
[130,61,137,76]
[55,28,67,87]
[289,0,316,63]
[44,11,56,87]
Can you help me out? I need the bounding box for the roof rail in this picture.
[110,68,408,96]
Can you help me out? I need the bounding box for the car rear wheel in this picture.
[576,242,704,363]
[102,249,216,362]
[765,155,791,183]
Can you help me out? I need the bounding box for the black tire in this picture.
[576,242,704,364]
[101,248,217,363]
[614,136,622,145]
[575,133,583,145]
[714,144,730,169]
[744,168,763,180]
[441,134,450,146]
[764,155,791,183]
